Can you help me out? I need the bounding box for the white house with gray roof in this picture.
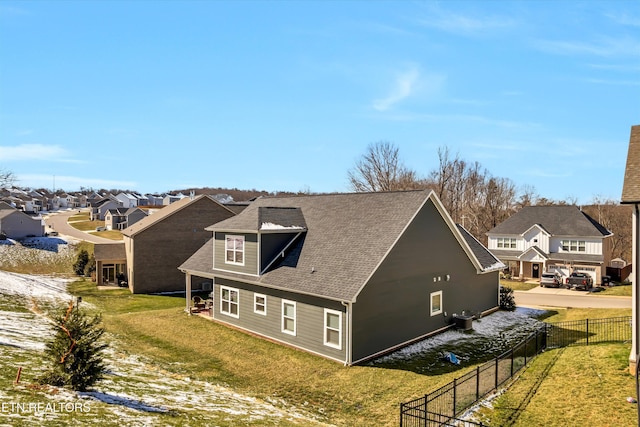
[487,205,613,284]
[180,190,503,365]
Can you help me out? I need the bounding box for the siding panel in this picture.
[213,278,346,362]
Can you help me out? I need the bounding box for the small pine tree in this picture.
[38,300,108,391]
[84,253,96,277]
[73,249,89,276]
[499,286,516,311]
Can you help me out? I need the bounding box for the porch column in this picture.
[185,272,192,315]
[518,260,524,280]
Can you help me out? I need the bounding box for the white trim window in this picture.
[324,309,342,350]
[561,240,586,253]
[225,235,245,265]
[220,286,239,318]
[497,237,517,249]
[282,300,296,335]
[430,291,443,316]
[254,293,267,315]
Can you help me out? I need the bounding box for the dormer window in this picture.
[225,235,245,265]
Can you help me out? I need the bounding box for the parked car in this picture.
[566,272,593,291]
[540,272,562,288]
[95,226,106,232]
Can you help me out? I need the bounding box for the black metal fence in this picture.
[546,316,632,348]
[399,316,632,427]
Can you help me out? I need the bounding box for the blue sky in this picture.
[1,1,638,204]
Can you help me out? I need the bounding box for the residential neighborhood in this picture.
[1,0,638,424]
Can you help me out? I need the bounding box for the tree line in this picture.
[347,141,631,262]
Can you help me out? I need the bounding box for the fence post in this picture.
[453,378,457,418]
[586,318,589,346]
[495,356,499,389]
[510,348,514,377]
[424,394,428,427]
[476,366,481,401]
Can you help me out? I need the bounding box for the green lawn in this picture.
[1,244,636,426]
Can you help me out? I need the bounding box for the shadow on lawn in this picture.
[81,391,174,414]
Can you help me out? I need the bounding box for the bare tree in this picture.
[583,196,632,262]
[348,141,421,192]
[0,169,15,189]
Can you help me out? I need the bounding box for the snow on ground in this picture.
[0,237,77,271]
[0,269,330,426]
[373,308,547,365]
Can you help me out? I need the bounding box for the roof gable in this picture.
[487,205,611,237]
[622,124,640,203]
[122,195,234,237]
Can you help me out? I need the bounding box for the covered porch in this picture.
[183,271,214,316]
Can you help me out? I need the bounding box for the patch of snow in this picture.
[0,270,330,426]
[260,222,305,230]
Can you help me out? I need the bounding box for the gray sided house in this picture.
[105,207,147,231]
[487,205,613,284]
[180,190,503,365]
[0,202,44,238]
[122,194,238,294]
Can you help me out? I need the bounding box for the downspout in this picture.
[341,301,352,366]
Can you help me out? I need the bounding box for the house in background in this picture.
[90,197,122,221]
[104,207,147,231]
[94,243,127,286]
[121,194,238,294]
[0,202,45,238]
[180,190,503,365]
[621,124,639,375]
[487,205,613,284]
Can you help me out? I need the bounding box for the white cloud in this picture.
[372,67,445,112]
[373,67,421,111]
[416,5,517,36]
[0,144,79,163]
[533,36,640,57]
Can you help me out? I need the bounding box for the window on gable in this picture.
[220,286,239,318]
[282,300,296,335]
[225,235,245,265]
[254,293,266,315]
[324,309,342,349]
[430,291,443,316]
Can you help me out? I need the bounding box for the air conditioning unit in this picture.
[201,282,212,292]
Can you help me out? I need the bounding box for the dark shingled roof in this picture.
[183,190,499,302]
[622,125,640,203]
[487,205,611,237]
[456,224,504,272]
[94,242,126,261]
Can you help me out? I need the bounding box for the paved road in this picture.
[515,286,631,309]
[43,209,120,245]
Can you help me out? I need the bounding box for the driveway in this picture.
[43,209,121,245]
[514,286,631,309]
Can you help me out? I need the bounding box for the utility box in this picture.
[454,315,473,331]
